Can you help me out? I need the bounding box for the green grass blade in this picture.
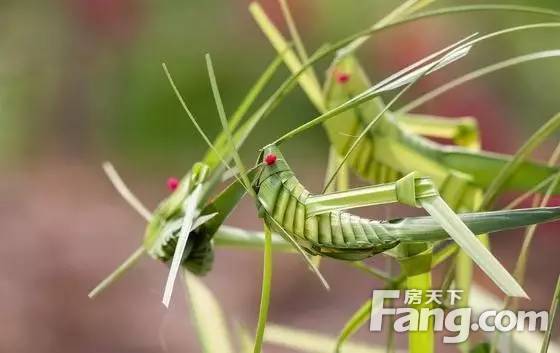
[252,223,273,353]
[503,142,560,321]
[541,275,560,353]
[89,162,153,298]
[404,0,438,15]
[506,172,560,209]
[273,39,472,145]
[254,4,560,124]
[349,261,394,283]
[513,175,560,285]
[399,46,560,113]
[245,10,559,158]
[406,267,434,353]
[213,225,293,252]
[421,196,527,298]
[481,113,560,209]
[163,63,251,194]
[235,323,255,353]
[266,323,398,353]
[184,270,234,353]
[203,53,285,169]
[102,162,152,221]
[334,299,373,353]
[206,54,254,196]
[162,179,199,307]
[432,244,458,268]
[88,247,145,298]
[506,143,560,209]
[250,2,324,111]
[278,0,320,87]
[338,5,560,63]
[470,284,560,353]
[163,63,232,169]
[413,4,560,20]
[377,0,435,28]
[333,275,406,353]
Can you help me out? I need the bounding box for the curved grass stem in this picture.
[252,223,273,353]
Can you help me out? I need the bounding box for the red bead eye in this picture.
[335,71,351,84]
[264,153,277,165]
[166,177,179,191]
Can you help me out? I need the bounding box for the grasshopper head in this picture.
[142,162,210,262]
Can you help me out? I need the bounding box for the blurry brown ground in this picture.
[2,0,560,352]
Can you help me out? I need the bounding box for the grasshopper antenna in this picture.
[206,53,329,290]
[89,162,152,298]
[161,63,245,307]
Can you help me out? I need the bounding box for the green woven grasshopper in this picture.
[251,144,560,265]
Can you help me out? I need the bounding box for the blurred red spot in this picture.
[335,71,351,84]
[167,177,179,191]
[264,154,277,165]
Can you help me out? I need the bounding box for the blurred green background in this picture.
[1,1,560,352]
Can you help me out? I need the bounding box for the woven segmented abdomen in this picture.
[302,211,400,261]
[344,135,403,185]
[258,169,400,261]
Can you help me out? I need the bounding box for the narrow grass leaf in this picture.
[163,64,235,174]
[399,47,560,113]
[421,196,527,298]
[162,179,199,307]
[334,299,375,353]
[541,275,560,353]
[89,162,153,298]
[412,5,560,20]
[206,54,254,196]
[184,270,234,353]
[203,53,285,170]
[274,37,473,145]
[212,225,293,252]
[482,112,560,208]
[249,5,560,142]
[507,142,560,313]
[253,223,273,353]
[88,247,145,298]
[191,212,219,231]
[102,162,152,221]
[245,9,559,157]
[339,0,437,56]
[266,323,398,353]
[250,2,324,111]
[235,323,256,353]
[278,0,320,87]
[470,285,560,353]
[512,175,560,286]
[506,171,560,209]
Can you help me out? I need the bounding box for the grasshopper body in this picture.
[252,145,560,262]
[324,55,560,205]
